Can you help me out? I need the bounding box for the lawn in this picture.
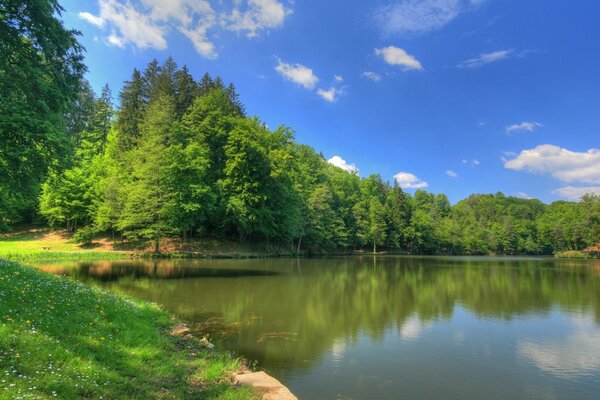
[0,259,257,399]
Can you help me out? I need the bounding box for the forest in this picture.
[1,1,599,256]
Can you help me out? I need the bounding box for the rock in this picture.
[170,324,190,336]
[199,337,214,349]
[235,371,297,400]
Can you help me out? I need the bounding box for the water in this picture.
[38,256,600,399]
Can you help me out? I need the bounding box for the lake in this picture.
[37,256,600,399]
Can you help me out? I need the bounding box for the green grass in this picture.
[554,250,596,259]
[0,228,294,262]
[0,259,258,399]
[0,251,135,263]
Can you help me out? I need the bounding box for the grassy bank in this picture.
[554,250,597,259]
[0,228,294,261]
[0,259,257,399]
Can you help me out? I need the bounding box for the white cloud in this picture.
[518,315,600,378]
[275,59,319,90]
[374,0,466,35]
[78,0,290,57]
[317,87,344,103]
[141,0,213,25]
[506,121,543,134]
[446,170,458,178]
[78,11,104,27]
[472,159,480,166]
[79,0,169,50]
[501,151,517,163]
[462,159,468,164]
[552,186,600,201]
[223,0,291,38]
[361,71,382,82]
[334,75,344,82]
[180,24,217,59]
[515,192,533,199]
[504,144,600,185]
[394,172,428,189]
[106,33,126,47]
[375,46,423,70]
[400,316,432,341]
[458,49,513,68]
[328,156,358,174]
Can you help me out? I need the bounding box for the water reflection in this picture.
[37,256,600,399]
[518,315,600,378]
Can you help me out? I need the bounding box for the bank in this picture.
[0,258,259,399]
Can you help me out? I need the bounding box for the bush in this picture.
[73,226,96,245]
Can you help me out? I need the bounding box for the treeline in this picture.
[0,2,598,255]
[35,59,600,255]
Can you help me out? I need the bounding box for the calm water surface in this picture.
[38,256,600,399]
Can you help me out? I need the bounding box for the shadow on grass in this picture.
[0,260,257,399]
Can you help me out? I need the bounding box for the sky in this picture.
[59,0,600,203]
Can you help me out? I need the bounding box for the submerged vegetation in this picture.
[0,259,256,399]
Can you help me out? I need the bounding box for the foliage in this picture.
[0,0,85,227]
[0,44,596,255]
[72,225,95,245]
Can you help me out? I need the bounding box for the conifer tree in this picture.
[118,95,178,254]
[116,69,145,151]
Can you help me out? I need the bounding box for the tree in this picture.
[220,118,271,241]
[369,197,387,253]
[118,95,179,254]
[66,80,96,146]
[174,65,198,118]
[0,0,85,227]
[116,68,145,151]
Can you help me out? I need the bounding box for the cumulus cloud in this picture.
[472,159,480,166]
[317,87,344,103]
[515,192,533,199]
[79,11,104,27]
[375,46,423,70]
[334,75,344,82]
[504,144,600,185]
[80,0,169,50]
[552,186,600,201]
[457,49,513,68]
[446,170,458,178]
[327,156,358,174]
[506,121,543,134]
[78,0,290,58]
[374,0,469,36]
[223,0,291,38]
[275,59,319,89]
[394,172,428,189]
[180,23,217,59]
[361,71,382,82]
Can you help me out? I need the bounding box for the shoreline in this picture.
[0,259,262,399]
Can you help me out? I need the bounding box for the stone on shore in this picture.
[235,371,297,400]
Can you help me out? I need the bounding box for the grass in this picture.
[0,259,258,399]
[0,228,294,262]
[554,250,595,259]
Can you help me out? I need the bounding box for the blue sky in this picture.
[60,0,600,203]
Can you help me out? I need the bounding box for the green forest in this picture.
[2,0,599,256]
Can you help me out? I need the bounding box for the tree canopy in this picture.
[1,12,598,255]
[0,0,85,228]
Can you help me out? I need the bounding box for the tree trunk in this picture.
[154,236,160,255]
[296,235,302,255]
[373,241,376,254]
